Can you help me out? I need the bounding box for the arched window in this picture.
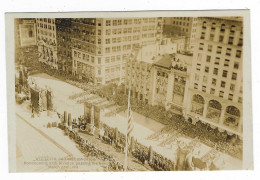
[192,94,205,104]
[226,106,240,117]
[208,100,222,110]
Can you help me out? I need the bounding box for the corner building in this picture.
[71,18,163,85]
[184,17,243,137]
[36,18,58,69]
[56,18,73,72]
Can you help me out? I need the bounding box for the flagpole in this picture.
[124,88,130,171]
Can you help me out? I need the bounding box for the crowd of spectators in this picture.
[63,126,126,171]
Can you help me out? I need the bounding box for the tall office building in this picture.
[163,17,198,50]
[71,18,163,85]
[56,18,73,72]
[184,17,243,137]
[36,18,58,69]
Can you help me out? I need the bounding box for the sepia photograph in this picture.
[5,11,252,172]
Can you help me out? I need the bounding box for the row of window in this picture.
[73,51,102,64]
[172,17,191,21]
[202,22,242,35]
[195,74,241,91]
[38,30,56,38]
[37,23,55,31]
[105,66,121,73]
[37,18,55,24]
[105,36,141,44]
[199,43,242,58]
[105,18,156,26]
[105,27,155,36]
[196,64,238,80]
[172,21,190,26]
[193,83,242,102]
[200,32,243,46]
[198,54,240,69]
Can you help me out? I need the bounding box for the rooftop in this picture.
[153,54,174,69]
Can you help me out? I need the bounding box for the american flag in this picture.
[126,90,134,146]
[124,89,134,171]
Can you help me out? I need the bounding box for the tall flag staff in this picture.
[124,88,134,171]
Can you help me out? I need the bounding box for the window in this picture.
[219,91,224,98]
[98,39,101,44]
[208,45,213,52]
[230,84,235,91]
[221,81,226,88]
[215,57,220,65]
[211,23,216,31]
[234,62,239,69]
[238,38,243,46]
[106,20,111,26]
[206,55,211,62]
[228,94,233,101]
[106,29,111,35]
[230,25,236,34]
[91,57,94,63]
[196,63,201,71]
[222,70,228,78]
[212,78,217,85]
[194,83,198,89]
[205,66,209,73]
[111,56,115,62]
[210,34,214,41]
[238,97,243,103]
[105,57,110,63]
[113,20,117,26]
[112,47,117,52]
[226,48,231,56]
[118,20,122,25]
[224,59,230,67]
[203,76,208,83]
[105,39,110,44]
[199,43,204,50]
[202,86,206,92]
[213,68,218,75]
[200,32,205,39]
[217,46,222,54]
[228,37,234,45]
[112,38,116,43]
[219,35,224,42]
[98,58,101,64]
[210,88,215,95]
[202,21,206,29]
[221,24,225,32]
[240,86,243,93]
[112,29,117,35]
[236,50,242,58]
[98,30,101,35]
[105,47,110,53]
[232,73,237,80]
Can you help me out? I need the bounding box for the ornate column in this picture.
[203,98,209,118]
[165,72,174,110]
[219,103,227,125]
